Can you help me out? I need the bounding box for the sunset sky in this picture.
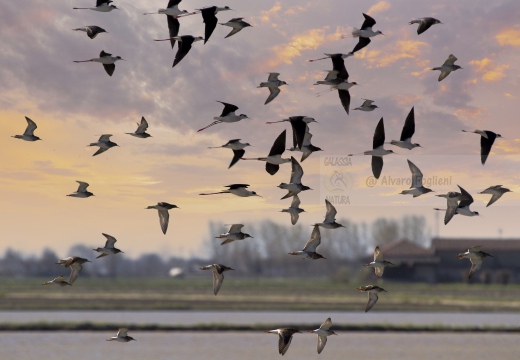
[1,0,519,259]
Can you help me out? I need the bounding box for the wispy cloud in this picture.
[469,58,509,82]
[367,1,391,15]
[496,28,520,47]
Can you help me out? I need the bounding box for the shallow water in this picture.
[1,310,519,327]
[0,332,518,360]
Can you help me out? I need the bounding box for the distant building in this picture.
[365,238,520,284]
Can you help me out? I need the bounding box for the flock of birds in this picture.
[10,0,512,356]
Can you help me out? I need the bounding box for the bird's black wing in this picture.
[172,36,194,67]
[373,118,385,149]
[338,90,351,115]
[371,156,383,179]
[167,16,180,49]
[167,0,182,8]
[331,54,348,80]
[400,106,415,141]
[201,7,218,44]
[103,64,115,76]
[268,130,286,156]
[291,120,307,149]
[480,131,497,165]
[218,101,239,116]
[361,13,376,29]
[352,37,371,53]
[229,149,244,169]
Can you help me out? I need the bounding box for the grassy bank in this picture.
[1,277,519,311]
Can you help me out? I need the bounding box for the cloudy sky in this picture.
[1,0,519,258]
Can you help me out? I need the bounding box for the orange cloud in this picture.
[469,58,509,82]
[363,40,429,68]
[367,1,391,15]
[260,2,282,22]
[496,28,520,47]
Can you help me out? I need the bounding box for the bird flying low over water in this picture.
[200,184,261,197]
[12,116,41,141]
[313,199,344,229]
[350,13,384,54]
[126,117,151,138]
[73,0,119,12]
[74,51,124,76]
[215,224,253,245]
[107,328,136,342]
[220,17,252,38]
[265,328,301,356]
[200,264,233,295]
[88,134,118,156]
[281,195,305,225]
[241,130,290,175]
[462,129,502,165]
[73,25,107,39]
[390,107,422,150]
[198,101,249,132]
[458,246,493,279]
[432,54,462,81]
[198,6,233,44]
[146,202,179,234]
[364,246,395,277]
[399,160,433,197]
[56,257,90,285]
[479,185,511,207]
[42,275,71,287]
[154,35,204,67]
[349,118,394,179]
[93,233,124,258]
[208,139,251,169]
[288,225,326,260]
[258,73,287,105]
[308,318,337,354]
[409,17,442,35]
[278,157,311,199]
[356,285,386,312]
[67,181,94,198]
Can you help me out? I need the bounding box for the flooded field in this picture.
[1,310,519,327]
[0,331,518,360]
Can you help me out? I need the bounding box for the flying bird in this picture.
[200,264,233,295]
[265,328,301,356]
[73,25,107,39]
[435,185,479,224]
[354,99,378,111]
[314,53,357,114]
[409,17,442,35]
[390,107,422,149]
[144,1,196,48]
[356,285,387,312]
[146,202,179,234]
[241,130,290,175]
[73,0,119,12]
[399,160,433,197]
[458,246,493,279]
[432,54,462,81]
[219,17,252,38]
[350,13,384,54]
[215,224,253,245]
[208,139,251,169]
[266,115,317,151]
[154,35,204,67]
[42,275,71,287]
[88,134,118,156]
[288,125,322,162]
[93,233,124,258]
[308,318,337,354]
[12,116,41,141]
[106,328,136,342]
[281,195,305,225]
[74,50,124,76]
[198,6,233,44]
[313,199,344,229]
[198,101,249,132]
[67,181,94,198]
[278,157,311,200]
[462,129,502,165]
[479,185,511,207]
[364,246,395,277]
[288,225,326,260]
[258,73,288,105]
[56,257,90,285]
[126,117,151,138]
[349,118,394,179]
[200,184,261,197]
